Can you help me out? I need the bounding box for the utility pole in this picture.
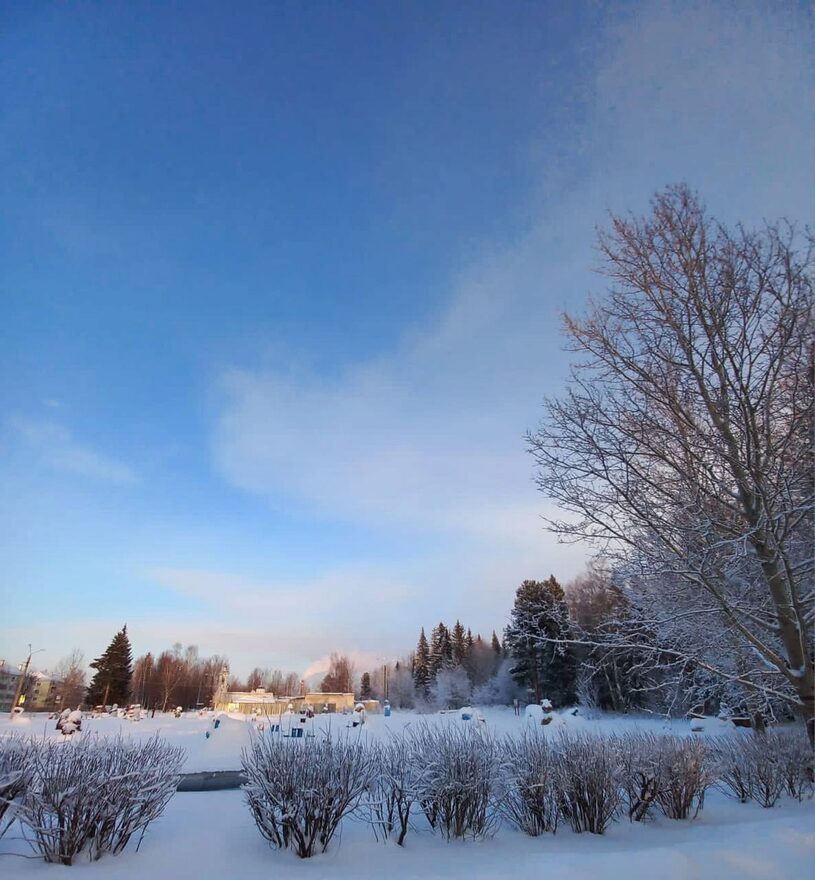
[9,644,44,719]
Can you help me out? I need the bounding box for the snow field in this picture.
[1,708,812,878]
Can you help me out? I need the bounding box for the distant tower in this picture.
[213,665,229,709]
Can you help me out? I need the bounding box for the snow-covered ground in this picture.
[2,708,812,879]
[1,784,812,879]
[0,706,740,772]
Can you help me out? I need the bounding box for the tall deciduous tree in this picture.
[86,626,133,707]
[529,186,814,739]
[320,653,355,694]
[55,649,87,709]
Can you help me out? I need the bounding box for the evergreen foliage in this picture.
[86,625,133,706]
[413,628,431,698]
[451,621,468,666]
[504,577,577,705]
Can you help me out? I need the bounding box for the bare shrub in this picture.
[500,731,559,835]
[18,734,183,864]
[772,729,814,801]
[618,732,661,822]
[412,724,502,840]
[714,733,786,807]
[360,737,422,846]
[0,734,35,838]
[242,733,372,858]
[654,736,710,819]
[714,736,755,803]
[555,732,621,834]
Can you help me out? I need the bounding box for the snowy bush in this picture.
[618,733,709,821]
[361,736,422,845]
[773,729,814,801]
[471,660,521,706]
[431,666,472,710]
[654,736,710,819]
[555,732,622,834]
[500,731,559,835]
[715,730,808,808]
[412,724,502,839]
[18,734,184,864]
[618,732,662,821]
[0,734,35,838]
[242,733,372,858]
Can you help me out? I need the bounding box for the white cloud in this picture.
[9,416,137,486]
[213,2,812,541]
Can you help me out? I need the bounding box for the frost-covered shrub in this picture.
[774,729,814,801]
[431,666,472,710]
[243,734,372,858]
[555,732,621,834]
[618,733,710,821]
[361,737,422,845]
[18,734,183,864]
[412,724,502,839]
[715,730,807,808]
[500,731,559,835]
[654,736,710,819]
[618,732,661,822]
[714,736,755,803]
[0,734,35,838]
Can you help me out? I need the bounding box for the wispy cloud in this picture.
[206,6,813,677]
[9,416,137,486]
[149,565,414,616]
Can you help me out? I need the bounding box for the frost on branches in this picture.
[529,185,814,740]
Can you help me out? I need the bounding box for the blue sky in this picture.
[1,1,813,679]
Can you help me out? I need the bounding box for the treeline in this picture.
[499,561,799,724]
[232,667,301,698]
[354,621,509,711]
[131,644,229,712]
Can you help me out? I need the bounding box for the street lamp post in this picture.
[9,644,44,719]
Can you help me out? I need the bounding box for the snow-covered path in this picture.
[2,787,812,880]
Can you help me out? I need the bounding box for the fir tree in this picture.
[451,620,468,666]
[491,631,502,655]
[413,628,431,698]
[87,625,133,707]
[429,623,452,677]
[360,672,372,699]
[504,577,577,705]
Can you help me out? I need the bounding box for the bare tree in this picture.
[55,649,86,709]
[320,652,356,694]
[155,650,186,711]
[529,186,814,739]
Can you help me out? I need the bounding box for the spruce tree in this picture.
[504,577,576,705]
[360,672,372,699]
[491,631,502,655]
[413,628,431,698]
[429,622,452,677]
[87,625,133,707]
[451,620,468,666]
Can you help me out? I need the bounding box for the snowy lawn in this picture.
[1,785,812,879]
[2,708,812,878]
[0,706,741,772]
